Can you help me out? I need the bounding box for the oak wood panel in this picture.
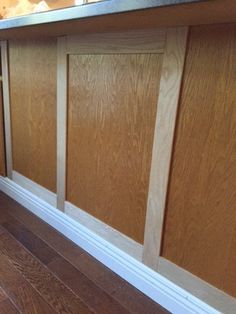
[222,219,236,298]
[162,24,236,296]
[67,54,163,243]
[0,82,6,176]
[9,39,57,192]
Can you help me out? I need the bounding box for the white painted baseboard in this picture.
[158,257,236,314]
[0,176,219,314]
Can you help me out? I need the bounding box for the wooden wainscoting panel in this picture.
[0,82,6,176]
[9,39,57,192]
[67,53,163,243]
[162,24,236,297]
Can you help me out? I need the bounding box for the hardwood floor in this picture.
[0,191,168,314]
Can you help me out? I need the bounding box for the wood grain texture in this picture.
[67,29,166,54]
[67,53,163,243]
[9,39,57,192]
[0,299,19,314]
[0,287,7,302]
[48,257,130,314]
[142,27,188,269]
[2,217,129,314]
[162,24,236,297]
[0,192,169,314]
[65,201,143,260]
[57,37,67,210]
[0,230,93,313]
[3,218,59,265]
[0,252,56,314]
[0,285,19,314]
[0,82,6,176]
[1,41,12,179]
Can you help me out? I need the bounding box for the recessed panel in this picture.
[9,40,57,192]
[67,54,163,243]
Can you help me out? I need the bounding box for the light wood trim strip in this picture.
[142,27,189,269]
[66,29,166,54]
[56,37,67,211]
[12,170,57,208]
[65,201,143,261]
[158,257,236,313]
[0,40,13,179]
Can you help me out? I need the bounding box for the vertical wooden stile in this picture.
[0,41,12,179]
[142,27,189,269]
[57,37,67,211]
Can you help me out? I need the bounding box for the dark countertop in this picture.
[0,0,204,31]
[0,0,234,39]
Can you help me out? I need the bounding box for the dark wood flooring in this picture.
[0,191,168,314]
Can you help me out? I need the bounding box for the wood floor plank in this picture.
[0,192,85,261]
[2,215,130,313]
[0,230,93,314]
[0,287,7,302]
[0,192,168,314]
[68,253,168,314]
[0,299,19,314]
[48,257,129,314]
[0,253,56,314]
[2,218,60,265]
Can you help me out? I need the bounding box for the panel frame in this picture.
[57,37,68,211]
[66,29,166,54]
[56,28,168,248]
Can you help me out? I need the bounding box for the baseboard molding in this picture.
[0,176,219,314]
[65,201,143,261]
[158,257,236,314]
[12,171,142,261]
